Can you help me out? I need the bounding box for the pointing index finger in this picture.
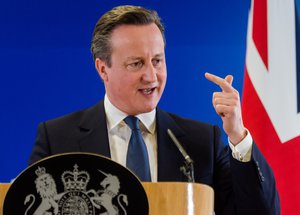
[205,72,234,92]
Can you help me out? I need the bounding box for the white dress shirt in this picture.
[229,130,253,162]
[104,95,253,182]
[104,95,158,182]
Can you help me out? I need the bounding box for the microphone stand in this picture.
[180,160,195,183]
[167,129,195,183]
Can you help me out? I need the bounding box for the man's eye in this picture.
[127,61,143,69]
[152,59,162,67]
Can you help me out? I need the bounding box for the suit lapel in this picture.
[77,100,111,158]
[156,109,188,181]
[75,103,190,181]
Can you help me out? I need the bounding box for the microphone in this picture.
[167,129,195,182]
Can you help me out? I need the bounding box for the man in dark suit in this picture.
[29,5,280,214]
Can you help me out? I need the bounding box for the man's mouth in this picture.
[139,87,156,95]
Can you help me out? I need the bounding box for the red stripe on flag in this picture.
[242,70,300,215]
[252,0,268,70]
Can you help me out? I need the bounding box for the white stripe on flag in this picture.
[246,0,300,143]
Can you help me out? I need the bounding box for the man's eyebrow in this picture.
[154,53,165,58]
[125,53,165,61]
[125,56,143,61]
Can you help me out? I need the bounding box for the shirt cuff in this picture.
[228,129,253,162]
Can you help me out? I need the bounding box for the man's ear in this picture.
[95,58,108,82]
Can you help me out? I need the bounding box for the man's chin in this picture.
[135,104,157,115]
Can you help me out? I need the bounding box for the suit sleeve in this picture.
[230,143,280,215]
[213,126,280,215]
[28,122,51,165]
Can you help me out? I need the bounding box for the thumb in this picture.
[225,75,233,85]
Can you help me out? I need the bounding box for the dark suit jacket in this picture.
[29,101,280,215]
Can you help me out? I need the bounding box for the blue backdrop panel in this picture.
[0,0,251,182]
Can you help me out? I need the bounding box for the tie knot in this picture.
[124,116,140,131]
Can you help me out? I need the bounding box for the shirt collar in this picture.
[104,95,156,134]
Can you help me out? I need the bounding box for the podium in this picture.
[143,182,214,214]
[1,153,214,214]
[0,184,9,215]
[1,182,213,215]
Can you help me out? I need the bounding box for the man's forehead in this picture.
[109,24,165,59]
[110,23,164,42]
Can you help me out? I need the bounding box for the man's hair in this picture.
[91,5,165,67]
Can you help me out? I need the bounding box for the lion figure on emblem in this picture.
[24,167,59,215]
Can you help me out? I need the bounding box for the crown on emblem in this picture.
[61,164,90,191]
[35,166,46,177]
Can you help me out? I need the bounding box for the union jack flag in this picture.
[242,0,300,214]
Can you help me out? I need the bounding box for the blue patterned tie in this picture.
[124,116,151,181]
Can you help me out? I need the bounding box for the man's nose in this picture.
[142,64,157,82]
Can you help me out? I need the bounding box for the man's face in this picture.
[96,23,167,115]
